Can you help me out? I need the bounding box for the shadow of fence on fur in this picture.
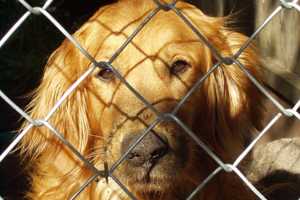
[1,0,300,199]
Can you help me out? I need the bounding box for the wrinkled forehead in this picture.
[93,3,202,63]
[135,12,198,55]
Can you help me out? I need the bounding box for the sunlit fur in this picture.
[20,0,263,199]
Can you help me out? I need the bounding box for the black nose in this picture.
[121,132,169,168]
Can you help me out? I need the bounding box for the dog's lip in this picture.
[135,174,173,185]
[131,166,175,184]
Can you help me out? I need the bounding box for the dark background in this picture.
[0,0,254,199]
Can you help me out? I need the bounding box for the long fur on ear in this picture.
[18,6,111,161]
[180,4,264,159]
[17,7,118,198]
[17,2,120,167]
[205,30,264,159]
[19,40,93,162]
[18,38,102,199]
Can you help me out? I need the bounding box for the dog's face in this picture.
[85,1,261,197]
[22,1,263,199]
[88,4,208,195]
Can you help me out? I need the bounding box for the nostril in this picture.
[127,152,145,166]
[127,152,137,160]
[121,132,169,167]
[151,146,168,160]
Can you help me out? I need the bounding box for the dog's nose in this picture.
[121,132,169,168]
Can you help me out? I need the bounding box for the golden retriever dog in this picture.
[20,0,264,199]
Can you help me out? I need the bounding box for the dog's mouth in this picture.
[106,107,195,195]
[113,133,188,195]
[127,169,177,193]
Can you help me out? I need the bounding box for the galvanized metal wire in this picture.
[1,0,300,199]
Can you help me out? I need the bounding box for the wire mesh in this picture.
[1,0,300,199]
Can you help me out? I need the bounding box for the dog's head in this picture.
[21,0,263,199]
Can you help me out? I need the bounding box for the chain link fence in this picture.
[1,0,300,199]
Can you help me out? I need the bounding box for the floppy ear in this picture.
[203,27,264,158]
[18,6,113,161]
[181,5,264,157]
[19,40,93,161]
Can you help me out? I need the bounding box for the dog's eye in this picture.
[96,68,114,81]
[170,60,190,75]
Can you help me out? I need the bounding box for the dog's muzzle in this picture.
[121,132,169,171]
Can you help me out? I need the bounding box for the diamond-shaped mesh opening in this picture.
[1,0,300,200]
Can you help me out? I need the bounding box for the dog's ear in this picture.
[204,28,264,157]
[18,6,111,162]
[207,29,264,154]
[182,6,264,156]
[19,40,94,161]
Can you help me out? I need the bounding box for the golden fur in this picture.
[20,0,263,199]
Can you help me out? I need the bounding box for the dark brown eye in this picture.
[96,68,114,81]
[170,60,190,75]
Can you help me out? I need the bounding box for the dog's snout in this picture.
[121,133,169,168]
